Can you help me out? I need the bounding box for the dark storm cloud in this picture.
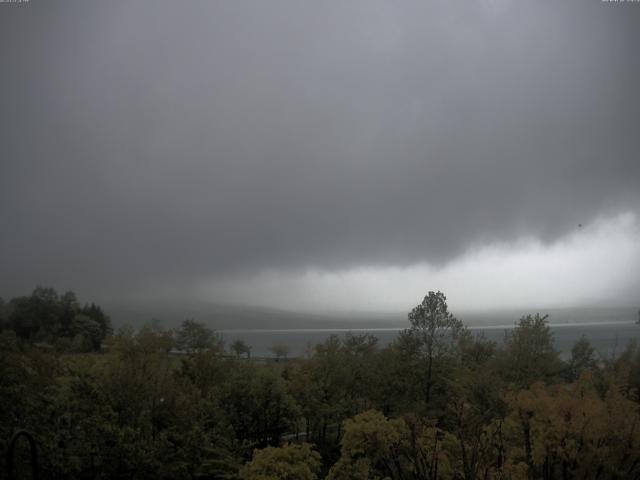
[1,0,639,297]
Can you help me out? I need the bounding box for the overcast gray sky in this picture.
[1,0,639,313]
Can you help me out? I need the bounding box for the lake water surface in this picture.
[221,321,640,359]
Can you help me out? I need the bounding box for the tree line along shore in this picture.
[2,287,640,479]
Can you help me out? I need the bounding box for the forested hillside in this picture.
[2,289,640,479]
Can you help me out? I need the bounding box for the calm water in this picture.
[221,321,640,359]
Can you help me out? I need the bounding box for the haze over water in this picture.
[220,307,640,358]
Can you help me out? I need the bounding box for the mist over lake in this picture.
[221,307,640,358]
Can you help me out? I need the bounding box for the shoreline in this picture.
[219,320,637,334]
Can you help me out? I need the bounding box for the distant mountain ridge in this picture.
[105,300,638,331]
[105,300,406,330]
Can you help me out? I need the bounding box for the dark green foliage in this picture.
[241,443,321,480]
[221,363,299,452]
[497,313,563,387]
[566,335,598,382]
[9,286,61,340]
[3,288,639,480]
[0,297,8,331]
[175,318,223,353]
[230,339,252,358]
[81,302,113,340]
[3,287,111,351]
[269,343,290,361]
[397,291,469,414]
[604,339,640,400]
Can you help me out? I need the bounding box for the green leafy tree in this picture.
[0,341,60,476]
[221,363,299,451]
[0,297,8,332]
[566,336,598,382]
[180,349,234,398]
[9,286,61,341]
[446,334,505,480]
[398,291,468,412]
[57,290,80,338]
[498,313,563,387]
[81,302,112,340]
[175,318,222,353]
[503,375,640,479]
[304,335,350,444]
[240,443,321,480]
[69,314,103,351]
[340,333,379,417]
[270,343,290,361]
[603,339,640,400]
[231,339,252,358]
[5,287,110,350]
[327,410,453,480]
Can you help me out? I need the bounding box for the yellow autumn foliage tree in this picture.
[239,443,321,480]
[503,374,640,479]
[327,410,454,480]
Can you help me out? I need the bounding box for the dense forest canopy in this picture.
[0,287,111,351]
[2,288,640,479]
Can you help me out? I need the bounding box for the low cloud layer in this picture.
[1,1,638,310]
[196,212,640,312]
